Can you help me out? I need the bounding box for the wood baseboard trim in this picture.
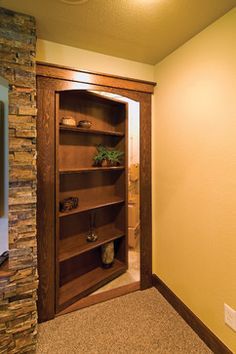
[57,281,140,317]
[152,274,232,354]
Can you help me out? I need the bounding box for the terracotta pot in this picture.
[101,159,118,167]
[101,159,109,167]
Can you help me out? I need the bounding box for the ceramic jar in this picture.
[61,116,76,127]
[78,120,92,129]
[101,241,114,268]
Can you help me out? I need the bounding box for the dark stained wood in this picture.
[37,77,102,92]
[59,259,126,310]
[37,62,154,321]
[60,203,125,239]
[60,125,125,137]
[57,90,127,312]
[55,93,61,314]
[59,166,125,174]
[59,197,125,217]
[139,94,152,289]
[152,275,233,354]
[36,61,156,94]
[57,281,140,316]
[60,248,101,286]
[59,90,126,133]
[36,88,56,323]
[60,169,124,207]
[124,102,129,269]
[59,227,125,262]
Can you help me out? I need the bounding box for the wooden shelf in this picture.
[60,125,125,137]
[59,226,125,262]
[59,197,124,218]
[59,166,125,174]
[59,259,126,307]
[55,89,127,315]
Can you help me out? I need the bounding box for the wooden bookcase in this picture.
[37,63,154,322]
[55,90,128,312]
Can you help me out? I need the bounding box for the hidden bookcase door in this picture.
[55,90,128,313]
[37,63,155,323]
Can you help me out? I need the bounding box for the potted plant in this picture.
[93,145,124,167]
[93,145,107,166]
[106,149,124,166]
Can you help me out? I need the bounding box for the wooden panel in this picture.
[60,204,125,239]
[36,87,55,322]
[60,248,101,286]
[60,170,124,204]
[37,64,153,321]
[57,281,140,316]
[60,125,124,137]
[139,94,152,289]
[59,90,126,133]
[0,101,4,217]
[55,93,60,314]
[59,196,124,217]
[36,62,156,94]
[59,229,125,262]
[59,133,124,170]
[59,166,124,174]
[59,259,126,309]
[152,275,233,354]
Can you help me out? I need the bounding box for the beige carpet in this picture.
[37,288,212,354]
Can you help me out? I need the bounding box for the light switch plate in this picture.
[224,303,236,331]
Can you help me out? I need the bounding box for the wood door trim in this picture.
[152,275,233,354]
[37,88,56,321]
[37,63,155,321]
[36,61,156,94]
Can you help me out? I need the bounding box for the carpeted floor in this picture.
[37,288,212,354]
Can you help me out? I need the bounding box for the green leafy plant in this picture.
[93,145,124,166]
[106,149,124,165]
[93,145,107,165]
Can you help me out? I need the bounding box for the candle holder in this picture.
[86,211,98,242]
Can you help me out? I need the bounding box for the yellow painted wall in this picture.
[36,12,236,349]
[36,39,154,82]
[153,8,236,352]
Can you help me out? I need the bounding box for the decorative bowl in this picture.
[61,116,76,127]
[60,197,79,212]
[78,120,92,129]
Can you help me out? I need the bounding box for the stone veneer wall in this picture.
[0,8,38,353]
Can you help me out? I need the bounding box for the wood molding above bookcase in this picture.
[36,62,156,322]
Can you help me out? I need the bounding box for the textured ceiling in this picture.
[0,0,235,64]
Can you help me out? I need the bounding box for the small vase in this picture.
[101,241,114,268]
[86,212,98,242]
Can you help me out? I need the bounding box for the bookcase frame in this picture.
[36,62,156,322]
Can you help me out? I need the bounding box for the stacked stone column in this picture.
[0,7,38,353]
